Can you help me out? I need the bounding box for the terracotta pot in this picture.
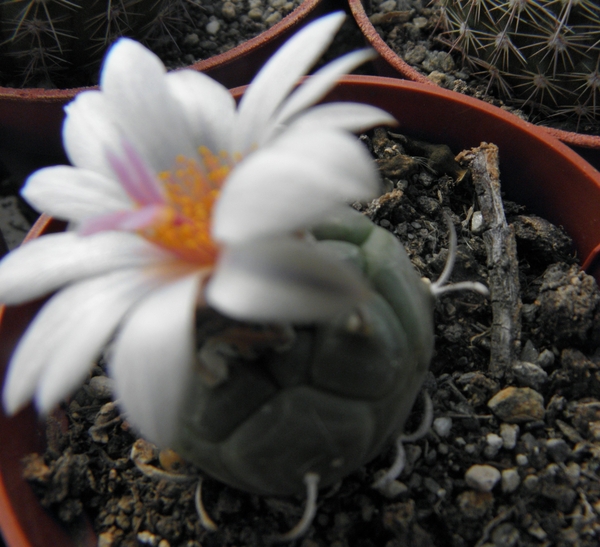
[0,0,334,180]
[2,75,600,547]
[346,0,600,170]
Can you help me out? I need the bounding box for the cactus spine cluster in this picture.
[440,0,600,123]
[0,0,167,88]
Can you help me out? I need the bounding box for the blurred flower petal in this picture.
[272,49,377,131]
[234,12,346,152]
[0,232,172,304]
[213,129,379,243]
[78,205,165,236]
[3,268,168,415]
[23,166,131,222]
[166,69,235,154]
[207,237,370,322]
[63,91,123,178]
[291,102,397,133]
[100,39,197,171]
[110,273,201,446]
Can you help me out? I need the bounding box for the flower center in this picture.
[140,147,231,265]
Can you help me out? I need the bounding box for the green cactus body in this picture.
[172,213,435,497]
[440,0,600,120]
[0,0,165,87]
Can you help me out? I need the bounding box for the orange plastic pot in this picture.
[347,0,600,170]
[0,0,335,179]
[2,75,600,547]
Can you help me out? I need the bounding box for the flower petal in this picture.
[271,49,378,132]
[2,268,169,415]
[100,39,197,172]
[234,11,346,153]
[213,129,380,243]
[207,237,370,322]
[0,231,174,305]
[62,90,123,178]
[166,69,235,154]
[269,127,381,197]
[290,102,397,133]
[109,273,202,447]
[106,139,166,206]
[77,205,165,236]
[22,166,131,222]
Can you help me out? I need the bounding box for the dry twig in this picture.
[457,143,522,378]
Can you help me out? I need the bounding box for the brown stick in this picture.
[457,143,521,379]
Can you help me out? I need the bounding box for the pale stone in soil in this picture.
[465,464,501,492]
[487,386,545,423]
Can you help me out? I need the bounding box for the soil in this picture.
[366,0,600,137]
[17,130,600,547]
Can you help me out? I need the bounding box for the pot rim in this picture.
[346,0,600,151]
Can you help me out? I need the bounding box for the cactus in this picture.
[0,0,167,88]
[439,0,600,123]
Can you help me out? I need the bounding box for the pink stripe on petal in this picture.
[122,140,166,205]
[106,141,165,206]
[78,206,165,236]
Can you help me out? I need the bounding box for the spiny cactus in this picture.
[439,0,600,123]
[0,0,168,88]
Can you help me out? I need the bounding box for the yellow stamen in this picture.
[139,148,231,264]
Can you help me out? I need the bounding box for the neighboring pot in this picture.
[346,0,600,170]
[2,75,600,547]
[0,0,333,179]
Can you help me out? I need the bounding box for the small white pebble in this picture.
[545,463,560,476]
[205,20,221,35]
[137,531,159,546]
[433,416,452,438]
[158,540,170,547]
[183,33,199,46]
[465,464,501,492]
[221,1,236,19]
[373,474,409,498]
[500,423,519,449]
[248,7,263,20]
[522,474,539,490]
[516,453,528,466]
[412,16,428,28]
[501,468,520,493]
[528,524,548,541]
[485,433,503,457]
[379,0,397,12]
[264,11,282,25]
[465,443,477,455]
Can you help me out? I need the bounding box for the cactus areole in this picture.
[173,213,435,496]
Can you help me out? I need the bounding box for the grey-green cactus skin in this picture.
[440,0,600,119]
[0,0,165,87]
[173,213,435,497]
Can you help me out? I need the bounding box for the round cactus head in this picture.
[0,0,166,88]
[440,0,600,124]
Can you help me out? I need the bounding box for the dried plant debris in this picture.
[24,128,600,547]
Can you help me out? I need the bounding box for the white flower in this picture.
[0,12,395,447]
